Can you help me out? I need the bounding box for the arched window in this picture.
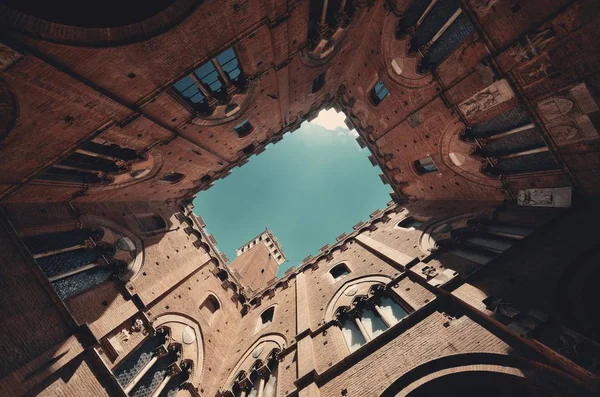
[311,71,326,93]
[160,172,185,184]
[414,156,439,174]
[234,120,253,138]
[37,141,143,185]
[339,292,409,353]
[200,294,220,323]
[112,325,196,396]
[330,263,351,282]
[397,217,423,230]
[172,47,245,114]
[230,349,280,397]
[370,80,389,105]
[258,307,275,331]
[22,227,137,300]
[135,213,167,234]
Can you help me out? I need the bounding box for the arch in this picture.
[418,210,494,254]
[0,79,17,144]
[324,275,393,322]
[22,215,144,300]
[0,0,202,46]
[328,262,351,282]
[224,333,287,389]
[200,293,221,324]
[380,353,589,397]
[257,306,276,332]
[152,313,205,386]
[80,214,145,281]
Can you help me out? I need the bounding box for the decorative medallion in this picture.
[182,326,196,344]
[252,343,265,358]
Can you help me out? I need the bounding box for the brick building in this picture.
[0,0,599,396]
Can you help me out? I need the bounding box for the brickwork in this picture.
[0,0,599,396]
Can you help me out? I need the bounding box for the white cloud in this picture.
[311,108,348,131]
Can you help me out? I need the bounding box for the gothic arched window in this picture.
[37,141,144,185]
[230,349,280,397]
[338,291,409,353]
[172,48,246,115]
[113,325,195,397]
[22,226,138,300]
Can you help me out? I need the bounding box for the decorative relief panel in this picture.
[537,83,600,145]
[517,187,572,208]
[458,79,515,119]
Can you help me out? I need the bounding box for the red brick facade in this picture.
[0,0,599,396]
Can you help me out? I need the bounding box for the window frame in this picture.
[414,156,440,175]
[257,306,276,332]
[370,79,390,106]
[234,120,254,138]
[329,262,351,283]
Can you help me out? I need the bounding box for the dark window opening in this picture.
[330,263,351,281]
[311,71,327,93]
[160,172,185,184]
[217,48,246,88]
[370,80,389,105]
[136,214,167,233]
[201,294,220,318]
[234,120,253,138]
[200,175,212,183]
[414,156,439,174]
[242,143,256,156]
[397,217,423,229]
[260,306,275,328]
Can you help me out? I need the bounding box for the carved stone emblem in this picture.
[130,318,145,333]
[0,43,23,72]
[549,124,580,143]
[458,79,515,119]
[517,187,572,208]
[509,29,555,63]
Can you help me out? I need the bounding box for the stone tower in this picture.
[229,229,286,293]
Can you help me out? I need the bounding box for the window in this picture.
[160,172,185,184]
[216,48,242,84]
[311,71,326,93]
[259,307,275,330]
[242,143,255,155]
[37,142,142,184]
[414,156,439,174]
[340,294,409,353]
[113,325,194,396]
[201,294,221,322]
[330,263,351,282]
[136,214,167,233]
[21,227,136,300]
[230,350,279,397]
[397,217,423,230]
[235,120,253,138]
[370,80,389,105]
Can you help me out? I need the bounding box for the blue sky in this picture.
[193,109,393,277]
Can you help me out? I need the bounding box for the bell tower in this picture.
[229,229,286,293]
